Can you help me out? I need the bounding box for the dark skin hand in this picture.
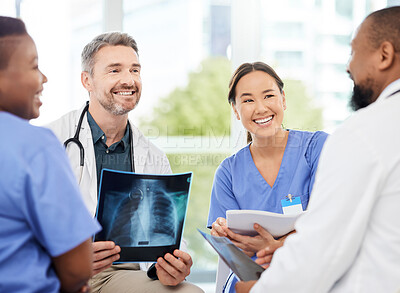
[253,224,294,268]
[52,239,93,293]
[235,280,257,293]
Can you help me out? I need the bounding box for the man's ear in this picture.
[81,71,92,92]
[378,41,395,71]
[231,103,240,120]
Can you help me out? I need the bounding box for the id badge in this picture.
[281,194,303,215]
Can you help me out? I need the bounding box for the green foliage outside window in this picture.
[140,57,232,137]
[283,79,324,131]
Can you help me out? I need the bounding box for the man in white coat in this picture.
[48,32,202,293]
[235,6,400,293]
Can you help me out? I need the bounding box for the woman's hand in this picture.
[211,217,228,237]
[224,223,285,258]
[211,218,254,256]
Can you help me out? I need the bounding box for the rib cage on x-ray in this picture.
[152,192,177,238]
[106,184,178,247]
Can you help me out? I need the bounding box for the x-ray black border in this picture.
[94,169,192,262]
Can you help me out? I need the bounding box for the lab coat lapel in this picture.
[131,121,148,174]
[78,108,98,211]
[80,113,95,180]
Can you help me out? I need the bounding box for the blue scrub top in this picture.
[0,112,101,293]
[208,129,328,227]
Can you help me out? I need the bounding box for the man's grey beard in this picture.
[100,95,140,116]
[349,78,375,111]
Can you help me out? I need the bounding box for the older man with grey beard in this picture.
[48,32,203,293]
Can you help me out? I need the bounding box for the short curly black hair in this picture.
[366,6,400,52]
[0,16,28,70]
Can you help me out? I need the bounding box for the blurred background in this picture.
[2,0,400,291]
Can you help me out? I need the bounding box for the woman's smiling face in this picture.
[232,70,286,141]
[0,35,47,120]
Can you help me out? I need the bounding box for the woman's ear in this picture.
[231,103,240,120]
[282,90,287,110]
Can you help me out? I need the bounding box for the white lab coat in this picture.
[48,104,172,216]
[251,80,400,292]
[47,103,178,271]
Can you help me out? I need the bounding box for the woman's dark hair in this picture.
[228,62,284,143]
[0,16,26,38]
[0,16,28,70]
[228,62,284,105]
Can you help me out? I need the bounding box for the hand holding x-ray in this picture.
[92,241,121,275]
[95,170,192,262]
[155,249,193,286]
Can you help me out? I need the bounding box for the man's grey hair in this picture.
[81,32,138,75]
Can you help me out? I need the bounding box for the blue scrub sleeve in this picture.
[24,136,100,257]
[207,162,240,228]
[305,131,329,194]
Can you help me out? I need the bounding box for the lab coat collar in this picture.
[130,121,149,174]
[376,78,400,103]
[76,103,95,180]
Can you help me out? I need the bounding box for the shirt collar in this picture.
[120,123,131,151]
[376,78,400,103]
[87,111,104,144]
[87,111,131,151]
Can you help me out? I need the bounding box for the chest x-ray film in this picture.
[198,230,265,281]
[95,169,192,262]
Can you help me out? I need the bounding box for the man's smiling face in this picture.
[85,45,142,116]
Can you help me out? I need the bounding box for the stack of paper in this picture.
[226,209,305,238]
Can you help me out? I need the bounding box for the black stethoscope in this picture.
[64,101,135,183]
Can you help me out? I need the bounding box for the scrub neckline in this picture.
[246,129,293,190]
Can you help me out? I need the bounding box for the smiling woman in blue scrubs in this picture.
[207,62,328,292]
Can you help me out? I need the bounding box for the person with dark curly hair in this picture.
[0,16,100,293]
